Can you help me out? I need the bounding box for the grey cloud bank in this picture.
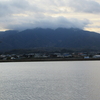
[4,16,89,31]
[0,0,100,31]
[0,0,31,17]
[68,0,100,13]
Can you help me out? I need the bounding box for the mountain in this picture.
[0,28,100,52]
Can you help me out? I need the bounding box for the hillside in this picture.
[0,28,100,52]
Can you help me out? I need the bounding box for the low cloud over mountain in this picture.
[0,0,100,33]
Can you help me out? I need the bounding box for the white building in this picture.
[93,55,100,58]
[84,56,90,59]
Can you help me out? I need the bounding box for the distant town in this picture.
[1,51,100,62]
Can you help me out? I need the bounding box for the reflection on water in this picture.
[0,61,100,100]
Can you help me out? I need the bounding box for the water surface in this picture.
[0,61,100,100]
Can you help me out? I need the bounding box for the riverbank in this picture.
[0,58,100,62]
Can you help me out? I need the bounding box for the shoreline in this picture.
[0,58,100,62]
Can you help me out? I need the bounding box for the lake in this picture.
[0,61,100,100]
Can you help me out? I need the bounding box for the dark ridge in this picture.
[0,28,100,52]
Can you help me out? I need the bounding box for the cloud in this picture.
[0,0,100,16]
[0,0,100,17]
[0,0,30,17]
[0,0,99,32]
[2,16,89,30]
[67,0,100,13]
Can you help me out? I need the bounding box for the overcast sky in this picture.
[0,0,100,33]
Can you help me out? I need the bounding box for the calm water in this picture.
[0,61,100,100]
